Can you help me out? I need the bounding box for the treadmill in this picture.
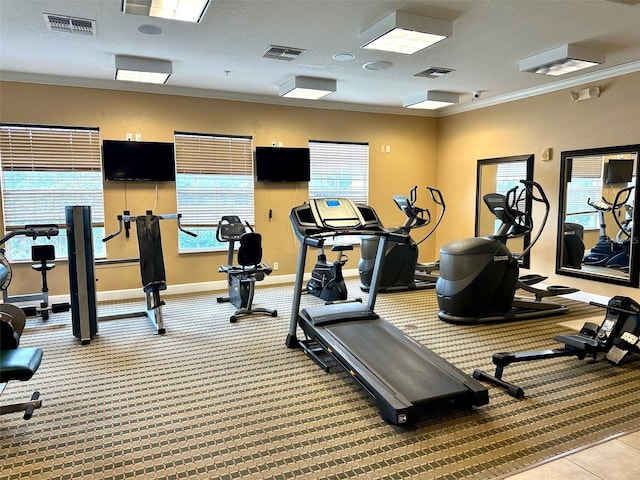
[285,198,489,425]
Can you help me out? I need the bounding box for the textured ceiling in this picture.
[1,0,639,116]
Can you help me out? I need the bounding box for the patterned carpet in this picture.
[1,279,639,480]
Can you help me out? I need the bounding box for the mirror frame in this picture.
[475,154,534,269]
[556,144,640,288]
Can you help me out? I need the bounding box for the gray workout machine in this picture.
[66,206,195,344]
[1,225,70,321]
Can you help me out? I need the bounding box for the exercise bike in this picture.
[216,216,277,323]
[473,295,640,397]
[306,242,352,302]
[0,225,70,321]
[583,186,634,269]
[359,185,445,292]
[436,180,578,324]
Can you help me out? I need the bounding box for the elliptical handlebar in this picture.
[517,180,550,260]
[609,186,635,232]
[393,185,445,245]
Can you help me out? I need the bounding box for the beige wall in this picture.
[0,81,438,295]
[436,71,640,298]
[2,73,638,300]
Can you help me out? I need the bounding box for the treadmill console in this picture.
[290,198,389,240]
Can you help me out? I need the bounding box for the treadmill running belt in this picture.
[318,320,472,403]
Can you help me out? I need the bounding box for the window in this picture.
[566,155,604,230]
[0,124,105,261]
[308,140,369,203]
[174,132,254,252]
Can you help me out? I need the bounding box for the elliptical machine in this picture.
[436,180,578,325]
[583,186,634,269]
[359,186,445,292]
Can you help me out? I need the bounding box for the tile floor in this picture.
[503,428,640,479]
[504,292,640,479]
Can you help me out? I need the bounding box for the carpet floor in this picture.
[1,279,639,479]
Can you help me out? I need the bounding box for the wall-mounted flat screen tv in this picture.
[255,146,311,182]
[102,140,176,181]
[606,158,634,184]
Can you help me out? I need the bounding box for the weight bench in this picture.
[0,319,43,420]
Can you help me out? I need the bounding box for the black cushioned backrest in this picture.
[1,319,19,350]
[136,215,166,285]
[237,232,262,267]
[32,244,55,262]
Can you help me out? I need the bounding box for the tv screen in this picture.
[606,158,634,184]
[102,140,176,181]
[255,146,310,182]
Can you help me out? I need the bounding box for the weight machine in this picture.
[66,206,195,343]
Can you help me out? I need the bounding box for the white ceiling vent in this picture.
[605,0,640,5]
[414,67,455,78]
[263,45,305,61]
[44,13,96,35]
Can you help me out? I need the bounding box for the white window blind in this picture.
[174,132,254,251]
[308,140,369,203]
[0,124,105,260]
[566,155,604,229]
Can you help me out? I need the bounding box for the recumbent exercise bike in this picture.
[216,216,277,323]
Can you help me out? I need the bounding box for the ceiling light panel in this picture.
[519,44,605,76]
[115,55,172,84]
[279,77,336,100]
[122,0,211,23]
[403,91,459,109]
[360,11,452,54]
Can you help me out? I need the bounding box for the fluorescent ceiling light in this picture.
[360,11,451,54]
[519,44,605,76]
[122,0,211,23]
[115,55,172,84]
[403,91,459,110]
[279,76,336,100]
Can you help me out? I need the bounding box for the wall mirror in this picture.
[556,144,640,287]
[476,154,534,268]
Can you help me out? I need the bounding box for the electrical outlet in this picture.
[126,133,132,141]
[273,262,279,270]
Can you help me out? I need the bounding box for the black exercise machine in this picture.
[359,185,445,292]
[306,242,352,302]
[100,210,197,335]
[583,186,634,269]
[473,295,640,397]
[216,216,277,323]
[66,206,196,343]
[286,198,488,426]
[0,225,70,321]
[436,180,578,324]
[0,260,43,420]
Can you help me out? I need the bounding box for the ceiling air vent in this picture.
[44,13,96,35]
[414,67,455,78]
[263,45,305,61]
[605,0,640,5]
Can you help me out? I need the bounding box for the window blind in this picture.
[308,140,369,203]
[0,124,104,228]
[174,132,254,234]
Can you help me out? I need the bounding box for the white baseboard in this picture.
[42,268,361,304]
